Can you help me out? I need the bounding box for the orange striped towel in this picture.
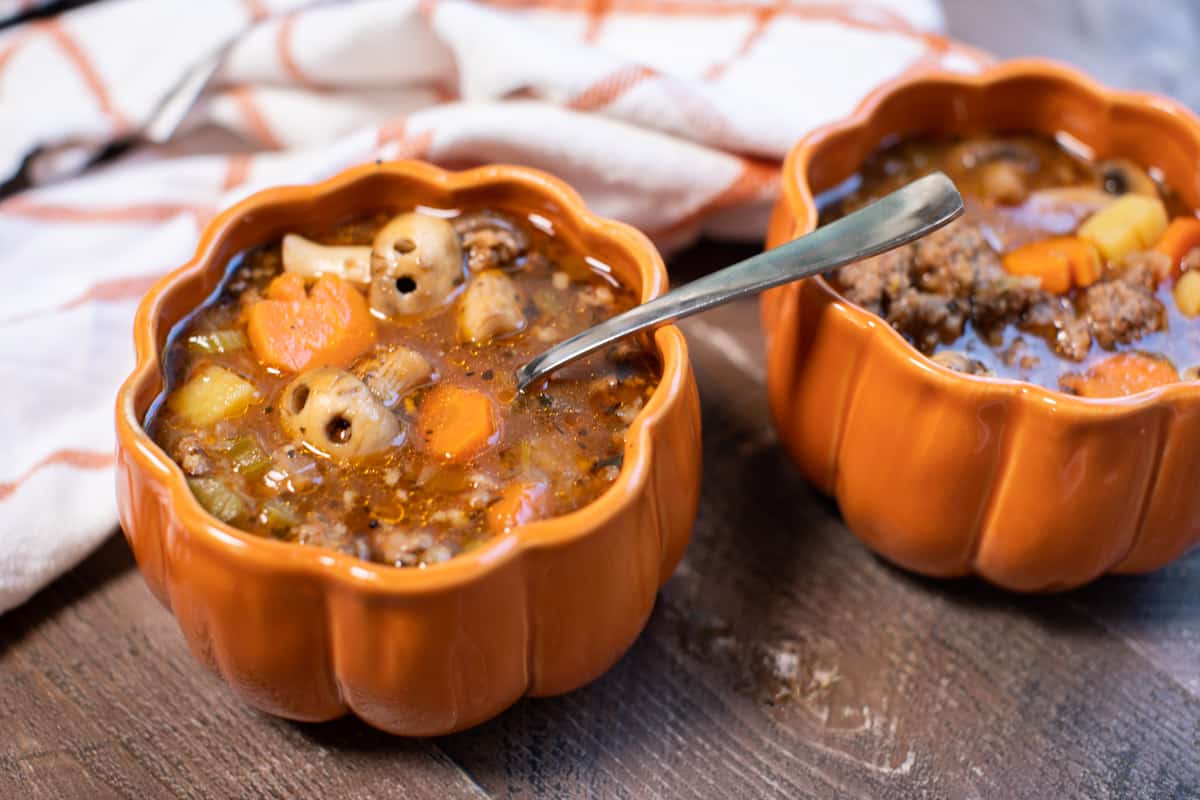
[0,0,985,612]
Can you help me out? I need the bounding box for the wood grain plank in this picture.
[0,535,486,800]
[1066,556,1200,697]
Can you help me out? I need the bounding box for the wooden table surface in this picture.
[4,3,1200,798]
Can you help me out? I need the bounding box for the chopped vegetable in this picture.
[186,329,247,354]
[246,273,376,372]
[187,477,247,523]
[1002,236,1099,293]
[1060,352,1180,398]
[278,367,400,459]
[487,481,549,534]
[977,160,1027,205]
[532,288,564,317]
[1096,159,1159,197]
[224,436,271,479]
[459,270,525,343]
[420,384,499,462]
[1175,270,1200,317]
[369,212,463,318]
[352,345,433,408]
[1154,217,1200,281]
[281,233,371,283]
[258,498,300,531]
[167,364,259,426]
[1078,194,1168,262]
[150,205,658,570]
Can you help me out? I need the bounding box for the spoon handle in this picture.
[516,171,963,391]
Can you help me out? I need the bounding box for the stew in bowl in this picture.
[115,162,699,734]
[762,60,1200,590]
[148,207,659,567]
[823,134,1200,397]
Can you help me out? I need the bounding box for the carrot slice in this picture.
[487,481,549,534]
[246,273,376,372]
[1154,217,1200,281]
[1060,352,1180,398]
[419,384,499,462]
[1002,236,1099,293]
[265,271,307,302]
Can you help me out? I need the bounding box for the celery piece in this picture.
[186,329,248,355]
[225,436,271,479]
[187,477,246,523]
[258,499,299,531]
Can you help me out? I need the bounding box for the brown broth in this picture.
[148,208,659,566]
[820,135,1200,390]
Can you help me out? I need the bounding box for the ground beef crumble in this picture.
[172,434,210,477]
[453,211,529,272]
[1083,267,1165,350]
[836,218,1167,362]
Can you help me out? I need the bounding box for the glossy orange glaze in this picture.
[115,162,701,734]
[762,60,1200,591]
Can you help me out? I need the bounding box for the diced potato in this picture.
[1175,269,1200,317]
[1078,195,1168,262]
[167,364,259,427]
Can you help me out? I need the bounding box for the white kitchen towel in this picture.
[0,0,985,613]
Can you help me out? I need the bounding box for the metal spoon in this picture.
[516,171,964,391]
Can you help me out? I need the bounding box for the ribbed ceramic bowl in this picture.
[115,161,701,735]
[762,60,1200,591]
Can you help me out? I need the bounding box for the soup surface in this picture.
[149,208,659,567]
[822,135,1200,395]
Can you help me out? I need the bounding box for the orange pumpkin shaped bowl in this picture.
[762,60,1200,592]
[114,162,701,735]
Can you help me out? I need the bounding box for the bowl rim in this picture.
[116,160,691,595]
[777,57,1200,414]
